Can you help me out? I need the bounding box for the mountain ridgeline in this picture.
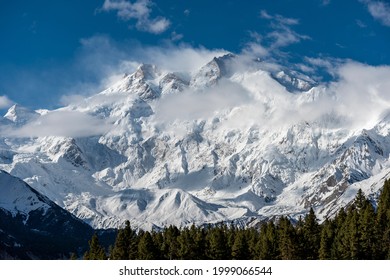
[83,180,390,260]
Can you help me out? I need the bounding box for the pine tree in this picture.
[302,208,320,259]
[161,225,180,260]
[333,207,348,259]
[359,202,378,259]
[277,217,297,260]
[137,231,159,260]
[377,179,390,259]
[347,209,360,259]
[151,231,163,259]
[231,230,250,260]
[70,252,78,260]
[206,225,229,259]
[227,223,237,255]
[294,216,305,258]
[110,220,138,260]
[83,233,106,260]
[353,189,369,211]
[377,179,390,228]
[256,221,279,259]
[319,218,335,260]
[192,225,207,259]
[246,227,259,259]
[178,227,198,259]
[180,224,207,260]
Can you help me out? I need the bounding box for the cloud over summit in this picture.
[102,0,170,34]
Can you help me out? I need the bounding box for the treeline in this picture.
[83,180,390,260]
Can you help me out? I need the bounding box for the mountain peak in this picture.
[134,64,160,80]
[213,52,236,63]
[100,64,162,99]
[190,53,236,88]
[3,104,39,125]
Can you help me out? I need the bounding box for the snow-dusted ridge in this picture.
[1,54,390,230]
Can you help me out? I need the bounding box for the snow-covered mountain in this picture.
[0,170,93,258]
[1,53,389,230]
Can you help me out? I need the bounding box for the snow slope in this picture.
[0,170,93,258]
[0,169,50,217]
[0,54,389,230]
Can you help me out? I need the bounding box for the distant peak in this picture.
[5,103,18,112]
[189,53,238,88]
[4,104,39,124]
[214,52,236,61]
[134,64,160,80]
[4,104,24,119]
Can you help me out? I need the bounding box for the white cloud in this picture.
[259,10,273,20]
[80,35,226,74]
[102,0,170,34]
[360,0,390,27]
[154,79,252,122]
[0,95,13,109]
[141,17,170,34]
[268,28,309,49]
[260,10,299,25]
[356,19,367,28]
[330,62,390,128]
[121,42,227,73]
[242,32,270,58]
[304,56,345,77]
[256,10,309,52]
[171,31,184,42]
[154,57,390,134]
[4,44,390,141]
[242,42,269,57]
[3,111,112,138]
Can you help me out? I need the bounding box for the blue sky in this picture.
[0,0,390,111]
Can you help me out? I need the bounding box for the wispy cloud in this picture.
[171,31,184,42]
[105,40,226,74]
[260,10,299,26]
[360,0,390,27]
[304,56,345,77]
[3,111,112,138]
[241,31,270,58]
[102,0,170,34]
[154,79,252,122]
[356,19,367,28]
[251,10,310,53]
[0,95,13,109]
[331,62,390,128]
[268,27,309,49]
